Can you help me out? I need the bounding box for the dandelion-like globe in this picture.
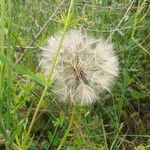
[40,29,119,105]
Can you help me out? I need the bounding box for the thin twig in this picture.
[80,1,134,52]
[15,0,65,64]
[106,1,134,41]
[29,0,65,46]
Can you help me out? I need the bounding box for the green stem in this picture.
[131,0,150,55]
[21,0,75,148]
[22,28,67,149]
[0,0,5,54]
[0,0,5,118]
[131,0,145,37]
[57,104,76,150]
[100,113,108,150]
[0,0,5,105]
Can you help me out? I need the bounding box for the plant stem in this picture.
[0,0,5,98]
[100,113,108,150]
[21,0,75,148]
[22,28,67,149]
[57,104,76,150]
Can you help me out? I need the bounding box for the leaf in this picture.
[0,55,45,86]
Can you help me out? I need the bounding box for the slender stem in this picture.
[29,0,65,46]
[21,0,75,148]
[131,0,146,37]
[100,113,108,150]
[0,0,5,102]
[0,0,5,54]
[57,104,76,150]
[131,0,150,55]
[22,27,67,149]
[15,0,65,64]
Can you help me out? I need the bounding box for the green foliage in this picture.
[0,0,150,149]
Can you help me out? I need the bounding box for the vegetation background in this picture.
[0,0,150,149]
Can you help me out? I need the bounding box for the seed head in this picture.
[40,29,119,105]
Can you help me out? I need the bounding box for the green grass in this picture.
[0,0,150,149]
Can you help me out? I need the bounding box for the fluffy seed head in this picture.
[40,29,119,105]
